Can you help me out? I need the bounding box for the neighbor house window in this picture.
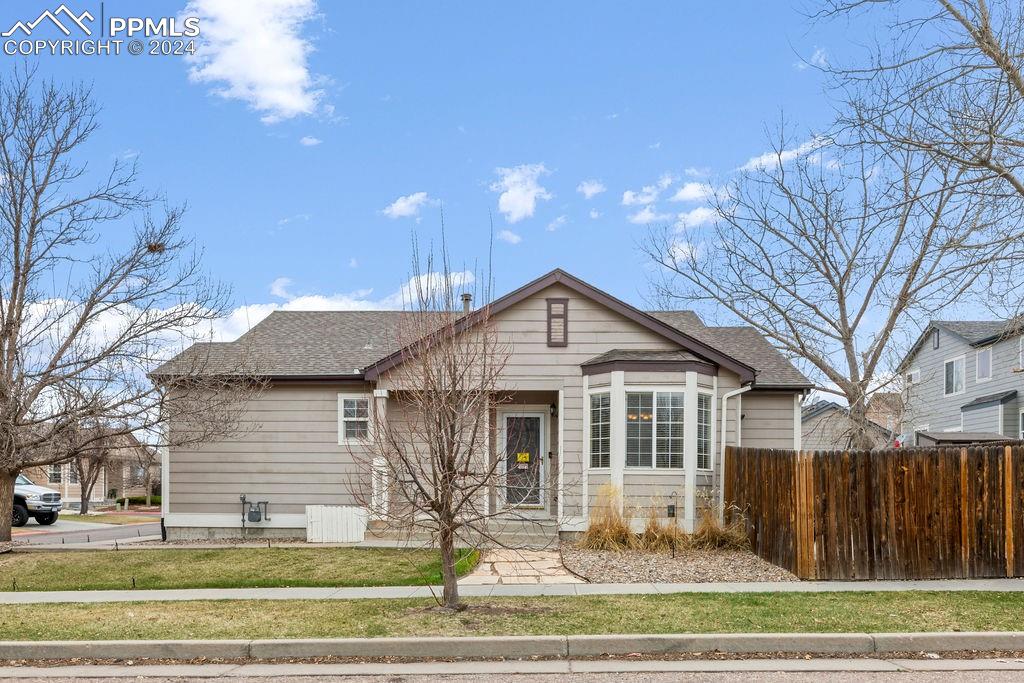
[906,368,920,385]
[338,395,370,442]
[977,347,992,382]
[697,393,712,470]
[48,465,61,484]
[932,329,940,349]
[626,390,684,468]
[68,465,78,484]
[546,298,568,347]
[1020,411,1024,440]
[589,393,610,468]
[944,357,965,396]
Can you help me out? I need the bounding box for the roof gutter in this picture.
[718,384,752,523]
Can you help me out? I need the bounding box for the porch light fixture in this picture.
[550,403,557,417]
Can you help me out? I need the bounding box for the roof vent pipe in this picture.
[461,293,473,314]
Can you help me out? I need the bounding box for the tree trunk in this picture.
[79,493,90,515]
[145,471,152,507]
[438,525,461,610]
[0,471,15,543]
[847,393,876,450]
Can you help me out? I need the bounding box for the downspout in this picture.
[718,384,752,522]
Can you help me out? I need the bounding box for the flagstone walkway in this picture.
[459,549,585,585]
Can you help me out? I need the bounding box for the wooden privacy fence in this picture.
[724,443,1024,580]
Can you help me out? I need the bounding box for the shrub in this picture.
[688,506,749,551]
[577,485,637,551]
[637,506,687,552]
[118,495,161,506]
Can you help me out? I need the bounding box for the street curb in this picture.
[2,632,1024,661]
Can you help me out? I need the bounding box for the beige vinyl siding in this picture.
[741,392,796,449]
[168,383,373,516]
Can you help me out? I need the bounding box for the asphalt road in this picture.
[12,519,160,546]
[3,670,1023,682]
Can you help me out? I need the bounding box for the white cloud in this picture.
[622,173,674,206]
[674,206,718,230]
[795,47,829,71]
[490,164,552,223]
[214,271,475,341]
[628,205,672,225]
[684,167,709,178]
[183,0,324,124]
[740,137,827,171]
[649,141,662,150]
[589,208,601,219]
[382,192,434,219]
[670,182,717,203]
[668,239,701,262]
[269,276,293,299]
[276,213,311,226]
[497,229,522,244]
[547,215,567,232]
[348,257,358,268]
[299,135,322,146]
[576,179,606,199]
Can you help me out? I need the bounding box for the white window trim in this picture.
[943,355,966,397]
[586,389,612,471]
[623,384,686,471]
[337,393,371,444]
[696,391,714,472]
[976,347,993,383]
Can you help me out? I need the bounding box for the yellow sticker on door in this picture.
[516,452,530,463]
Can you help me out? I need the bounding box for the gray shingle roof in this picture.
[960,390,1018,411]
[933,320,1018,346]
[582,348,704,365]
[155,307,811,388]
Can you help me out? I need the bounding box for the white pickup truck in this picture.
[12,473,61,527]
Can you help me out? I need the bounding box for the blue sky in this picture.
[5,0,854,340]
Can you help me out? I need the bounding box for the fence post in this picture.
[1005,445,1015,578]
[960,447,970,577]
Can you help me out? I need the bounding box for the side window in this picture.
[932,329,940,349]
[339,395,370,442]
[976,347,992,382]
[589,393,610,468]
[48,465,61,484]
[546,298,568,347]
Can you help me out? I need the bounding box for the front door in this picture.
[503,413,544,507]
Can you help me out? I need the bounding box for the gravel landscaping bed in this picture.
[560,544,798,583]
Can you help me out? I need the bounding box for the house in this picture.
[154,269,812,540]
[25,433,158,509]
[801,400,893,451]
[899,319,1024,445]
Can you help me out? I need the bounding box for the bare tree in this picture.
[0,67,260,542]
[645,131,1024,446]
[818,0,1024,317]
[127,442,161,507]
[347,246,557,610]
[65,428,124,514]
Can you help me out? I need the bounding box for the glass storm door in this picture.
[504,414,543,507]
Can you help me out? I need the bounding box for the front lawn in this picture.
[0,591,1020,640]
[0,547,478,591]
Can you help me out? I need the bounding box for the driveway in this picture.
[13,518,160,546]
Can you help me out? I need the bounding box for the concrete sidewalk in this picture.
[2,577,1024,604]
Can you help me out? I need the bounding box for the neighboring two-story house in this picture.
[154,269,811,541]
[899,320,1024,445]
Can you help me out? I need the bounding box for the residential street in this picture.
[12,520,160,546]
[3,660,1024,681]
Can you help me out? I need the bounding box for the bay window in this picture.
[626,390,684,468]
[589,393,610,468]
[697,393,712,470]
